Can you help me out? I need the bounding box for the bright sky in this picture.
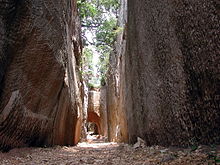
[85,30,100,85]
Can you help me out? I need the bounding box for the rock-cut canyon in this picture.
[0,0,219,160]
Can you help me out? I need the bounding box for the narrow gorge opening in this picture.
[77,0,124,142]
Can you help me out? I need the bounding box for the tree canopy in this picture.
[77,0,120,87]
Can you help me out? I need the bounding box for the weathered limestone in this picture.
[0,0,82,151]
[125,0,220,146]
[106,0,128,142]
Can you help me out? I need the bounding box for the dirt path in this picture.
[0,141,219,165]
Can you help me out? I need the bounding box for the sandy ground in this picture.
[0,138,219,165]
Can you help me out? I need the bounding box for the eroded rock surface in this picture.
[0,0,82,151]
[87,89,107,136]
[106,0,128,142]
[125,0,220,146]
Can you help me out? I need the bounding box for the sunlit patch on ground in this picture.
[77,142,119,149]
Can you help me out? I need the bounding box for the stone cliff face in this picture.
[125,0,220,146]
[0,0,82,151]
[106,0,128,142]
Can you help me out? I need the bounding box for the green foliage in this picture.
[96,45,110,85]
[80,47,94,82]
[208,152,220,164]
[190,145,198,152]
[77,0,119,46]
[207,145,220,164]
[77,0,120,86]
[77,0,119,24]
[96,18,118,47]
[88,82,101,90]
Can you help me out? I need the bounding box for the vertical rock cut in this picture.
[125,0,220,146]
[106,0,128,142]
[0,0,83,151]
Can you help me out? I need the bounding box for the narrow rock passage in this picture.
[0,138,219,165]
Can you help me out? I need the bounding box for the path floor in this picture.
[0,139,219,165]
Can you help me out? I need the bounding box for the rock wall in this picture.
[106,0,128,142]
[87,89,107,136]
[126,0,220,146]
[100,86,108,137]
[88,90,100,116]
[0,0,82,151]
